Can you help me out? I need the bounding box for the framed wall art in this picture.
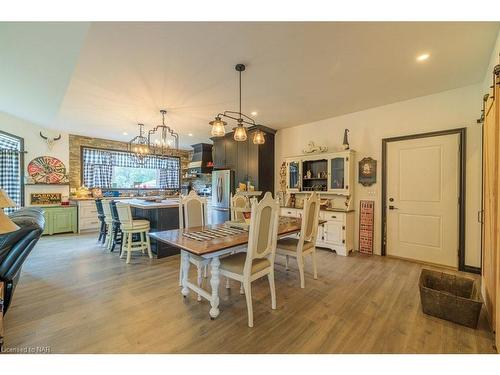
[30,193,62,206]
[358,157,377,186]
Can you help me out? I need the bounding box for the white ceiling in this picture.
[1,22,499,148]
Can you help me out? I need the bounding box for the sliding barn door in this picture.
[482,66,500,351]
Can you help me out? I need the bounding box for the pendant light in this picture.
[252,129,265,145]
[128,123,150,162]
[233,120,247,142]
[209,64,267,144]
[209,116,227,137]
[148,109,179,156]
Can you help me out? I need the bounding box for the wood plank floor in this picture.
[3,233,496,353]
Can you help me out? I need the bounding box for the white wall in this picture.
[0,111,70,205]
[481,29,500,93]
[275,83,483,268]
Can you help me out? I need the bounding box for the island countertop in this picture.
[116,198,179,209]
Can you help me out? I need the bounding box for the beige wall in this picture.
[275,84,483,268]
[0,111,70,204]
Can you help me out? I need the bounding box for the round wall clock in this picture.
[27,156,68,184]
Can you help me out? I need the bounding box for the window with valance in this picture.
[82,147,180,189]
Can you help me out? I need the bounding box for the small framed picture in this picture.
[30,193,62,206]
[358,157,377,186]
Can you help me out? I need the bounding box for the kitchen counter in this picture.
[116,198,179,209]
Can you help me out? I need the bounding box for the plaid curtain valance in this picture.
[82,147,180,189]
[0,132,22,212]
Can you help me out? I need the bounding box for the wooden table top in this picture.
[150,217,318,256]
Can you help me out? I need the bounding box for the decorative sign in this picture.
[358,157,377,186]
[27,156,68,184]
[30,193,62,206]
[359,200,374,254]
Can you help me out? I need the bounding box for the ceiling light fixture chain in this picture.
[209,63,266,144]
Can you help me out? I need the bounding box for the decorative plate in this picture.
[27,156,68,184]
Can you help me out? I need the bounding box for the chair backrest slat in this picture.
[300,192,321,244]
[179,191,207,229]
[116,203,133,228]
[243,192,280,275]
[102,200,114,224]
[231,194,249,221]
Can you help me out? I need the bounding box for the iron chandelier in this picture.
[209,64,266,144]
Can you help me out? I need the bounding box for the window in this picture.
[81,147,180,190]
[0,130,24,211]
[111,166,159,188]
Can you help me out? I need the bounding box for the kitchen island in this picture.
[117,198,180,258]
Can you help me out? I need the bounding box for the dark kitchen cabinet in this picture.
[211,125,276,195]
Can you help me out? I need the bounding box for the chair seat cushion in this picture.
[122,219,150,231]
[276,237,314,252]
[219,252,270,275]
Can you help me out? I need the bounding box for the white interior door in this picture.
[386,133,460,268]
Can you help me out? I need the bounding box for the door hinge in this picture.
[342,226,345,230]
[346,157,349,161]
[342,239,345,244]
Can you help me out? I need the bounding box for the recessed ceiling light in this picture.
[416,53,430,62]
[188,133,193,137]
[251,111,258,116]
[123,132,128,135]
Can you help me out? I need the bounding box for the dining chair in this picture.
[109,201,123,253]
[115,203,152,264]
[95,199,106,244]
[230,193,249,221]
[178,191,210,300]
[276,191,320,288]
[218,192,280,327]
[101,200,115,250]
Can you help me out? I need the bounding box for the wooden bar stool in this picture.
[101,200,115,250]
[116,203,152,264]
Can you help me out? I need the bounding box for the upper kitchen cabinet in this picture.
[211,126,276,194]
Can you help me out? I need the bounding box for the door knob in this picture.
[388,205,398,210]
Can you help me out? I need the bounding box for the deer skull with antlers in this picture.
[40,132,62,150]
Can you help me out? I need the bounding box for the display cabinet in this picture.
[327,150,354,196]
[286,159,302,192]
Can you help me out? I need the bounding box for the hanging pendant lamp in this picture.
[209,64,266,144]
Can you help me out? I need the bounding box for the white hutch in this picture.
[281,150,355,256]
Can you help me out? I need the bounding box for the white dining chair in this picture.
[276,191,320,288]
[218,192,280,327]
[230,193,249,221]
[115,203,152,264]
[101,200,114,251]
[178,191,210,301]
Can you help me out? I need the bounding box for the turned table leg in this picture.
[209,256,221,319]
[181,251,190,297]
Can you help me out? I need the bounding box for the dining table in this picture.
[149,216,317,320]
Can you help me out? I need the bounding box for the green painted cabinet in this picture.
[41,206,78,235]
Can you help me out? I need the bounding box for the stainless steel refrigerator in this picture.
[211,170,234,224]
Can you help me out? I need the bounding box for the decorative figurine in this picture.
[343,129,350,150]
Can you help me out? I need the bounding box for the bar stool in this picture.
[110,201,123,253]
[95,199,106,244]
[116,202,152,264]
[101,200,115,250]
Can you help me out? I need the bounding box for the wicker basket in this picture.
[419,269,482,328]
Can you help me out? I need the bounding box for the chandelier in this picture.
[209,64,266,144]
[148,109,179,156]
[127,123,150,161]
